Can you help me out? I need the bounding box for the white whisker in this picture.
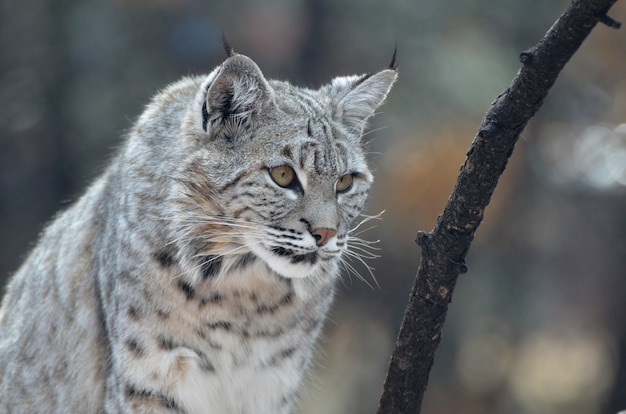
[346,244,380,261]
[338,253,378,290]
[360,125,389,140]
[349,211,384,234]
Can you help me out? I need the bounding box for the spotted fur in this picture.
[0,51,396,413]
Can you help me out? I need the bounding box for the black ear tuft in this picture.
[222,33,235,57]
[388,42,398,71]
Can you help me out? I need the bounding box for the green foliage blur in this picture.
[1,0,625,413]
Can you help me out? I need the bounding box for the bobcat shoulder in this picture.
[0,49,396,413]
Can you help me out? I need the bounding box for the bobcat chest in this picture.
[161,261,331,413]
[170,341,307,414]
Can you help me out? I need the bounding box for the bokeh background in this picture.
[1,0,625,413]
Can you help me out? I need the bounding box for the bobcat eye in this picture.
[336,173,354,193]
[270,166,296,188]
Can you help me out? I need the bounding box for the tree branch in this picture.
[377,1,621,413]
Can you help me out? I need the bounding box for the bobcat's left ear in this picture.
[331,68,397,134]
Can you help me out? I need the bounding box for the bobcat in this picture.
[0,45,396,413]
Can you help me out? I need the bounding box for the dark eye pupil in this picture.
[337,174,353,193]
[270,166,297,189]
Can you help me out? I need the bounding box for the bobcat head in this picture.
[171,51,397,280]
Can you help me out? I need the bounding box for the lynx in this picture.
[0,46,396,413]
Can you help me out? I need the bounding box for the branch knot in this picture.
[415,231,431,248]
[519,49,535,64]
[598,14,621,29]
[478,123,497,139]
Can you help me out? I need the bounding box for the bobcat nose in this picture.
[311,228,336,247]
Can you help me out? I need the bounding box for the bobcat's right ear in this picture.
[330,68,397,136]
[200,55,275,133]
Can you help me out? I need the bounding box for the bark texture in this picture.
[377,1,621,413]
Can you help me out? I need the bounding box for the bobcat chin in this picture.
[0,47,396,413]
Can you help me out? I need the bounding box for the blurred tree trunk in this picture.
[377,1,622,413]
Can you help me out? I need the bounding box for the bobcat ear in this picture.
[201,54,274,132]
[331,69,397,134]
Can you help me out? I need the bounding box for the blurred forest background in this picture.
[1,0,625,413]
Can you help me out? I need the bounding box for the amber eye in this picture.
[336,173,354,193]
[270,166,296,188]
